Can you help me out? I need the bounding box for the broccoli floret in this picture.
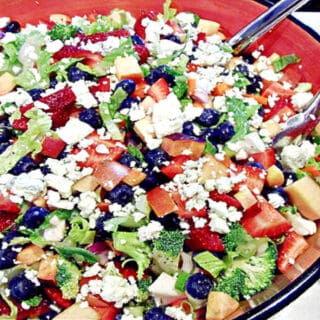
[216,224,277,300]
[56,259,81,299]
[215,268,246,301]
[113,231,151,279]
[152,230,185,275]
[48,24,78,41]
[136,277,153,302]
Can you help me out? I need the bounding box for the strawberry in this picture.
[0,211,19,232]
[132,80,147,98]
[134,11,158,39]
[241,198,292,238]
[43,287,72,309]
[186,223,225,252]
[147,78,170,102]
[209,190,242,209]
[0,297,10,316]
[250,148,276,169]
[40,136,66,158]
[53,45,103,66]
[233,165,265,194]
[160,155,191,179]
[194,32,206,45]
[83,29,130,43]
[16,299,51,320]
[134,44,150,63]
[263,96,295,121]
[277,231,309,273]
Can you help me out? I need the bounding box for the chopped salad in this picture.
[0,1,319,319]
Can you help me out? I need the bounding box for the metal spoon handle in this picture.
[228,0,311,54]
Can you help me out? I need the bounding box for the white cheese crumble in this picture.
[165,306,193,320]
[138,220,164,242]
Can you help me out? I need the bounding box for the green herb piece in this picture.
[295,82,312,93]
[175,272,191,291]
[272,54,301,72]
[55,246,98,264]
[0,108,51,174]
[204,138,217,155]
[48,24,78,40]
[233,72,251,89]
[127,143,145,162]
[22,296,42,307]
[68,216,96,245]
[163,0,177,21]
[193,251,226,277]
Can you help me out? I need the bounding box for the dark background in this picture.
[269,0,320,11]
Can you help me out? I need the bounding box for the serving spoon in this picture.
[272,91,320,149]
[228,0,311,54]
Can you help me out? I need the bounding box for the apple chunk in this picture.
[114,56,143,81]
[285,176,320,220]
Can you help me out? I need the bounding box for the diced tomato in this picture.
[160,155,191,179]
[209,190,242,209]
[172,191,208,218]
[250,148,276,169]
[40,136,66,158]
[279,64,302,87]
[86,294,119,320]
[233,165,265,194]
[147,186,178,217]
[194,32,206,45]
[241,199,292,238]
[187,63,199,73]
[212,82,232,96]
[83,29,130,43]
[93,161,130,191]
[277,231,309,273]
[43,287,72,309]
[16,299,51,320]
[186,223,224,252]
[301,164,320,177]
[262,82,295,98]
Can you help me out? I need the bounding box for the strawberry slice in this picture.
[172,191,207,218]
[40,136,66,158]
[194,32,207,45]
[263,96,295,122]
[86,294,119,320]
[186,223,224,252]
[83,29,130,43]
[233,165,265,194]
[277,231,309,273]
[0,192,20,213]
[250,148,276,170]
[134,11,158,39]
[160,155,191,179]
[43,287,72,309]
[89,76,111,95]
[0,211,20,232]
[134,44,150,63]
[209,190,242,209]
[147,78,170,102]
[241,198,292,238]
[53,45,103,66]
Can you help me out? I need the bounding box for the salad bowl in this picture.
[0,0,319,319]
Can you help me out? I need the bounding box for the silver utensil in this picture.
[228,0,311,54]
[272,91,320,148]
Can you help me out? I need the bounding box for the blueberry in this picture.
[79,108,102,129]
[215,121,235,143]
[145,307,171,320]
[0,118,10,127]
[21,206,50,229]
[185,273,214,300]
[28,88,45,101]
[258,107,265,117]
[10,156,37,175]
[115,79,136,95]
[2,231,23,244]
[0,31,5,39]
[195,109,220,127]
[242,53,255,64]
[164,34,181,43]
[119,153,140,167]
[246,74,262,94]
[247,161,265,170]
[9,272,40,300]
[275,160,284,170]
[283,169,297,183]
[145,148,169,168]
[0,127,11,143]
[145,65,174,85]
[68,65,93,82]
[107,184,134,205]
[119,97,139,110]
[95,213,113,240]
[0,246,19,269]
[140,169,159,191]
[131,35,144,45]
[5,21,21,33]
[40,164,52,175]
[200,127,220,143]
[235,64,250,77]
[49,76,58,88]
[39,310,59,320]
[0,142,11,154]
[182,121,196,136]
[151,212,180,231]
